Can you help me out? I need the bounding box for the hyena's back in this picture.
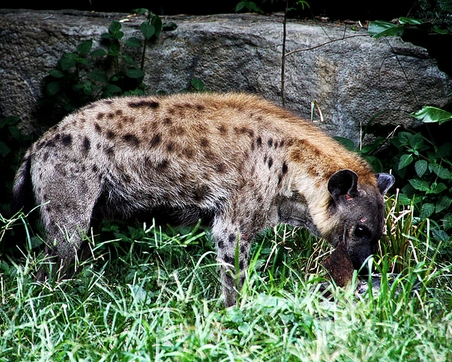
[13,92,393,306]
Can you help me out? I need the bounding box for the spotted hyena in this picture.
[13,92,394,306]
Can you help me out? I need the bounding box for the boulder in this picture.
[1,9,451,143]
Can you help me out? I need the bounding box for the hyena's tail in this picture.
[11,152,34,216]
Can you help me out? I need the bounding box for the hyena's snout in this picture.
[344,220,384,272]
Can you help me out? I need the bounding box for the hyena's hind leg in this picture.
[33,165,103,281]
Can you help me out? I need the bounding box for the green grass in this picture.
[1,202,452,361]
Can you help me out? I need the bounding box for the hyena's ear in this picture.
[328,169,359,200]
[376,173,395,196]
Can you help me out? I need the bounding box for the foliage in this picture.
[352,106,452,259]
[368,17,424,38]
[412,0,452,30]
[1,208,452,360]
[235,0,263,13]
[41,9,174,120]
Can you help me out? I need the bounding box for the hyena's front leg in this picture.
[212,215,254,307]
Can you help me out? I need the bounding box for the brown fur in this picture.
[13,92,394,306]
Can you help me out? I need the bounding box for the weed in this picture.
[40,9,175,123]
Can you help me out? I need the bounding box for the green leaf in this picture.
[46,81,62,96]
[152,15,163,37]
[412,106,452,125]
[368,20,404,38]
[75,57,88,65]
[436,195,452,213]
[102,83,123,95]
[436,143,452,159]
[408,178,430,192]
[190,78,206,92]
[91,48,107,57]
[420,203,435,219]
[131,8,149,15]
[125,68,145,79]
[396,132,413,147]
[414,160,428,177]
[122,54,138,66]
[125,37,142,48]
[398,154,413,170]
[163,22,178,31]
[428,182,448,195]
[397,193,412,206]
[334,137,355,151]
[398,17,423,25]
[109,20,122,34]
[49,69,64,78]
[88,71,109,83]
[108,43,120,56]
[429,163,452,179]
[0,141,11,157]
[59,54,76,71]
[235,2,246,12]
[77,40,93,55]
[140,23,155,40]
[408,132,424,150]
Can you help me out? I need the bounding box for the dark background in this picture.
[5,0,414,21]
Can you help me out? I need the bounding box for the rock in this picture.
[1,9,451,143]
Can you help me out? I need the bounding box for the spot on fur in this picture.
[128,100,160,109]
[122,134,140,147]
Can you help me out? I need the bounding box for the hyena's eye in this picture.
[354,225,370,239]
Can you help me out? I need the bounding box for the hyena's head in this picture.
[325,170,395,271]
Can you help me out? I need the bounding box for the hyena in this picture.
[13,92,394,306]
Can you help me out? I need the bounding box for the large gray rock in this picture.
[1,9,451,143]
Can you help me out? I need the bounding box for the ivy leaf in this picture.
[131,8,149,15]
[429,163,452,179]
[152,15,163,38]
[140,23,155,40]
[398,154,413,169]
[122,54,138,66]
[59,54,76,71]
[108,43,120,56]
[408,132,424,150]
[436,195,452,214]
[125,37,142,48]
[49,69,64,79]
[414,160,428,177]
[428,182,448,195]
[46,81,62,96]
[88,71,109,83]
[102,83,123,95]
[0,141,11,157]
[412,106,452,125]
[109,20,122,34]
[420,203,435,219]
[408,179,430,192]
[77,40,93,55]
[163,22,178,31]
[126,68,145,79]
[91,48,107,57]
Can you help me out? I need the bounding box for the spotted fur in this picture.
[13,93,394,306]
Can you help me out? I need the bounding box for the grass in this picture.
[1,199,452,361]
